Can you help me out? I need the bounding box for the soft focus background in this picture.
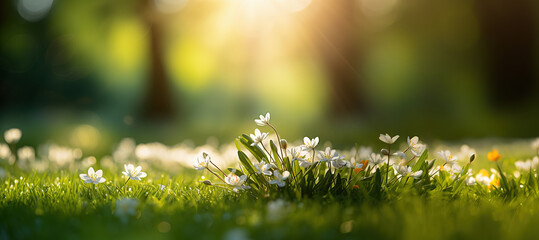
[1,0,538,155]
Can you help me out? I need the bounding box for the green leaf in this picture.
[237,151,257,176]
[282,157,293,177]
[497,163,509,193]
[238,135,266,162]
[371,168,382,200]
[269,140,283,169]
[412,149,429,172]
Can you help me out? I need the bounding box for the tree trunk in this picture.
[475,0,536,107]
[311,0,364,116]
[140,0,175,120]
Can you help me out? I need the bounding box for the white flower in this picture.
[317,147,339,162]
[379,134,399,144]
[393,164,408,176]
[475,169,498,188]
[250,129,269,146]
[465,176,476,185]
[332,158,351,169]
[0,143,10,159]
[438,150,458,167]
[225,173,251,192]
[115,198,138,222]
[369,153,385,166]
[352,161,364,169]
[17,146,35,162]
[410,144,426,157]
[4,128,21,144]
[302,137,319,151]
[122,164,147,180]
[407,136,420,148]
[253,160,276,175]
[515,156,539,171]
[532,138,539,150]
[288,147,305,162]
[410,170,423,179]
[255,112,271,126]
[394,165,423,179]
[269,170,290,187]
[193,153,210,170]
[298,157,317,168]
[393,152,407,161]
[79,167,106,184]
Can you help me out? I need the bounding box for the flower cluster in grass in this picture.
[0,121,538,203]
[194,113,539,199]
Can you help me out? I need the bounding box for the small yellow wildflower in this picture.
[487,149,501,161]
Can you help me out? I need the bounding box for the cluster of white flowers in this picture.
[199,113,539,192]
[0,128,87,171]
[78,163,146,185]
[473,169,500,188]
[194,113,539,194]
[515,156,539,172]
[195,114,443,192]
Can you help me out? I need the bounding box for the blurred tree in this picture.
[310,0,364,117]
[0,0,102,112]
[475,0,537,108]
[138,0,175,120]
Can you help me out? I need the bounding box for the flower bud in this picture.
[380,149,389,156]
[202,152,208,159]
[202,180,212,185]
[280,139,288,150]
[469,154,475,163]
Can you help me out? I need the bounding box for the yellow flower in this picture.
[489,178,500,189]
[477,169,489,177]
[475,169,500,189]
[487,149,501,161]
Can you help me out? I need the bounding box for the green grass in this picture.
[1,134,539,239]
[2,165,539,240]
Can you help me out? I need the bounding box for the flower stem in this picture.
[260,143,276,164]
[210,161,226,177]
[405,155,416,165]
[206,167,226,183]
[386,144,391,185]
[268,124,284,161]
[403,146,410,153]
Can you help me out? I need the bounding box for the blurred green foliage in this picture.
[1,0,538,147]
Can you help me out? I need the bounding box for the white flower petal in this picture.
[281,171,290,179]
